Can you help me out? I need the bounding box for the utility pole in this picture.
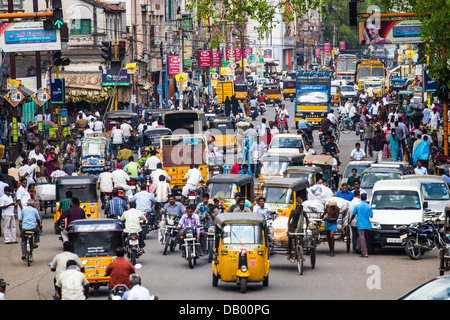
[443,47,448,156]
[8,0,18,160]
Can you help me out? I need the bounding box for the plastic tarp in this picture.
[272,216,289,242]
[36,184,56,201]
[307,184,334,205]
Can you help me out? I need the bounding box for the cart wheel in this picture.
[296,245,304,275]
[310,247,316,269]
[212,272,218,287]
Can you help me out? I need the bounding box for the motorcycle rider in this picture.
[253,196,270,220]
[176,205,206,257]
[159,194,185,243]
[297,116,313,142]
[276,104,289,132]
[112,163,132,198]
[130,189,157,230]
[181,164,202,204]
[201,199,219,224]
[104,189,128,218]
[119,201,148,253]
[98,167,113,209]
[195,193,210,220]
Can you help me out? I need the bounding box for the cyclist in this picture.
[19,199,42,261]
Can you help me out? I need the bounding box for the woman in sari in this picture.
[43,147,54,176]
[388,130,401,162]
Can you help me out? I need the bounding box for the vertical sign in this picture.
[314,47,321,59]
[212,51,221,67]
[323,42,332,53]
[168,55,181,75]
[244,48,253,59]
[339,41,346,51]
[198,50,212,67]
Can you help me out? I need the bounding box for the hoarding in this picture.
[198,50,212,68]
[101,69,131,86]
[168,55,181,75]
[359,20,423,45]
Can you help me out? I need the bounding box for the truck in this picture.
[215,81,234,105]
[294,71,332,127]
[335,54,358,84]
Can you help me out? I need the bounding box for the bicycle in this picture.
[23,231,35,266]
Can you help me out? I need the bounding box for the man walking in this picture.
[350,193,373,258]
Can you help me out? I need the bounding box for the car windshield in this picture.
[371,190,421,210]
[421,182,450,201]
[296,91,328,106]
[270,137,303,149]
[209,183,237,199]
[401,277,450,300]
[341,86,354,92]
[360,172,401,188]
[263,187,292,204]
[260,161,290,176]
[222,224,263,245]
[344,164,370,178]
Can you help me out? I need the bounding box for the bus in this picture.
[335,54,358,83]
[355,60,386,92]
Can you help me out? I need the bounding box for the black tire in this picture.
[131,250,137,265]
[319,135,326,146]
[405,236,422,260]
[310,247,316,269]
[188,246,194,269]
[240,277,247,293]
[263,274,269,287]
[296,245,304,275]
[208,240,214,263]
[27,238,33,267]
[212,273,219,287]
[345,226,351,253]
[163,235,170,255]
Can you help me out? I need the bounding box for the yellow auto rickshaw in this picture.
[284,166,323,187]
[207,174,254,212]
[208,116,236,152]
[234,83,248,101]
[68,218,123,292]
[263,83,281,105]
[54,176,99,233]
[212,212,269,293]
[282,79,296,102]
[262,177,309,217]
[331,85,340,105]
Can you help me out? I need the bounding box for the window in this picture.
[222,225,263,245]
[371,190,421,210]
[71,19,92,35]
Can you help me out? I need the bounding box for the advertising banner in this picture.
[101,69,131,86]
[168,55,181,75]
[212,51,221,67]
[359,20,423,45]
[263,48,273,59]
[244,48,253,59]
[314,47,321,59]
[339,41,346,51]
[323,42,331,53]
[198,50,212,67]
[0,21,61,52]
[50,78,65,104]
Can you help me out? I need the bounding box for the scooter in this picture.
[258,102,266,115]
[249,106,259,120]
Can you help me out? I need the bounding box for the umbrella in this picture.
[30,120,58,130]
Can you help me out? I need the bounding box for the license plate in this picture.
[188,196,196,200]
[129,240,139,245]
[387,238,402,244]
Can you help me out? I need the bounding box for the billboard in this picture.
[359,20,423,45]
[198,50,212,68]
[168,55,181,75]
[0,21,61,52]
[212,51,221,67]
[101,69,131,86]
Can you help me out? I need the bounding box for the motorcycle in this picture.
[432,146,450,167]
[249,106,258,121]
[142,174,152,193]
[128,178,140,195]
[162,211,180,255]
[109,284,129,300]
[203,221,216,263]
[181,226,201,269]
[297,129,314,145]
[277,114,287,133]
[318,129,327,146]
[258,102,266,115]
[125,232,143,265]
[399,220,446,260]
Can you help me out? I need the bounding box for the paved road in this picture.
[0,100,443,300]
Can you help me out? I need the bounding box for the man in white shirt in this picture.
[414,160,428,175]
[98,167,114,209]
[111,163,132,197]
[0,187,16,244]
[181,164,202,203]
[153,174,171,204]
[119,202,147,251]
[122,274,153,300]
[28,146,46,163]
[120,120,133,140]
[350,142,366,161]
[111,127,125,158]
[349,189,361,253]
[55,260,90,300]
[93,118,104,132]
[150,163,170,183]
[50,167,68,182]
[144,151,160,172]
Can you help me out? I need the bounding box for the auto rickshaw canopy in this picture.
[55,176,98,202]
[215,212,266,228]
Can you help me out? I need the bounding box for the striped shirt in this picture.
[177,213,201,236]
[105,197,128,217]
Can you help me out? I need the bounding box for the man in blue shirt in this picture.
[105,189,128,218]
[336,183,354,202]
[238,164,253,177]
[19,199,42,260]
[349,193,373,257]
[297,116,313,141]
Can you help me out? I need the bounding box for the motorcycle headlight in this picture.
[186,232,194,238]
[371,222,381,229]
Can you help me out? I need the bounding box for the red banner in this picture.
[198,50,212,67]
[244,48,253,59]
[212,51,221,67]
[168,55,181,75]
[225,48,242,61]
[323,42,331,53]
[314,48,321,59]
[339,41,346,50]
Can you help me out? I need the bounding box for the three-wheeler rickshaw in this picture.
[206,174,254,212]
[212,212,269,293]
[68,218,123,294]
[284,166,323,187]
[261,177,309,218]
[54,176,99,233]
[263,83,281,105]
[208,116,237,153]
[282,79,296,102]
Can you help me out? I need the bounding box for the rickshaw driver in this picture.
[176,205,206,256]
[287,200,309,260]
[320,200,340,257]
[58,198,86,242]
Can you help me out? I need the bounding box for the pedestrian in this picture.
[371,129,386,162]
[122,274,154,300]
[412,135,430,169]
[0,278,8,300]
[0,186,16,244]
[320,199,340,256]
[231,94,239,116]
[383,124,391,158]
[363,118,375,157]
[349,189,361,254]
[388,130,401,162]
[414,160,428,175]
[336,183,354,202]
[55,260,90,300]
[111,126,125,158]
[105,247,136,291]
[224,96,231,117]
[19,199,42,260]
[349,193,373,258]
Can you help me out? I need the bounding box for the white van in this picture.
[368,180,426,253]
